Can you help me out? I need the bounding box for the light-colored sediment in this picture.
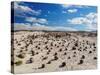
[11,31,97,74]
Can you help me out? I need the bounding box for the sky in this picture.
[11,1,97,31]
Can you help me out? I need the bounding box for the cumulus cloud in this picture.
[67,12,97,31]
[26,17,37,23]
[13,2,41,16]
[26,17,48,24]
[68,17,86,24]
[38,18,48,24]
[68,9,78,13]
[14,23,77,31]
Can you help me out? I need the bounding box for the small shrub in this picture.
[15,60,23,66]
[17,53,25,59]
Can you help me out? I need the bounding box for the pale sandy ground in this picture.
[11,31,97,74]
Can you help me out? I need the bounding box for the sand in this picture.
[11,31,97,74]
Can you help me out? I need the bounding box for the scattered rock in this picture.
[26,58,33,64]
[59,62,66,68]
[93,57,97,60]
[38,64,45,69]
[78,60,84,65]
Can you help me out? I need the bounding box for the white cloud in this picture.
[26,17,37,23]
[14,23,53,31]
[26,17,48,24]
[14,23,31,30]
[86,13,97,20]
[14,23,77,31]
[61,4,71,8]
[38,18,48,24]
[67,12,97,31]
[68,9,78,13]
[61,4,90,9]
[62,9,78,14]
[31,23,53,31]
[13,2,41,16]
[68,17,86,24]
[53,26,77,31]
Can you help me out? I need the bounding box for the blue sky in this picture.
[11,1,97,31]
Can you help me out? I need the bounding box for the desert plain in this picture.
[11,31,97,74]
